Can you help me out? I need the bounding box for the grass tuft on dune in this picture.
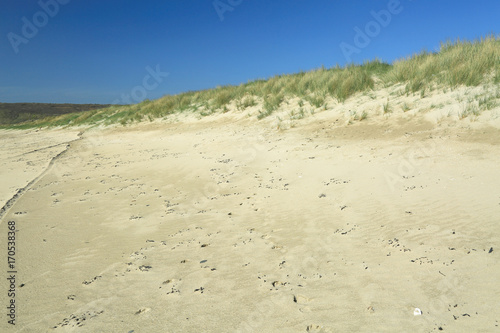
[4,35,499,129]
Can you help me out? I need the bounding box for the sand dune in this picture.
[1,107,499,332]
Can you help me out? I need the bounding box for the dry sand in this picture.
[1,98,500,332]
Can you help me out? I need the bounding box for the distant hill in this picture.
[0,103,112,125]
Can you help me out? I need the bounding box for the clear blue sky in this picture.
[1,0,499,104]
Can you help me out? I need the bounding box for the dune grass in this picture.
[4,35,499,129]
[387,35,499,93]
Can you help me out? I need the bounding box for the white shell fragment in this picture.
[414,308,422,316]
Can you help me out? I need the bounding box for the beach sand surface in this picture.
[1,109,499,332]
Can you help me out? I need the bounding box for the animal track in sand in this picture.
[53,310,104,328]
[323,178,351,186]
[385,238,412,252]
[271,280,290,289]
[293,294,312,304]
[306,324,327,332]
[135,307,151,315]
[82,275,102,285]
[162,279,182,295]
[333,223,359,235]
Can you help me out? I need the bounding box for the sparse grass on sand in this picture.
[4,35,499,129]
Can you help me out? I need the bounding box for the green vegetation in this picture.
[348,110,368,124]
[0,103,110,127]
[387,35,499,94]
[258,93,284,119]
[305,93,325,108]
[289,108,306,120]
[236,96,257,110]
[383,99,391,114]
[3,36,499,128]
[477,90,500,110]
[458,102,481,119]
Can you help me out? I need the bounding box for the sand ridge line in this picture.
[10,132,83,159]
[0,133,84,223]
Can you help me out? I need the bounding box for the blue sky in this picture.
[1,0,499,104]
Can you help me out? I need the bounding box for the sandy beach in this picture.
[1,104,499,332]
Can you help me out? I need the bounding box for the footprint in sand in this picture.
[135,307,151,315]
[306,324,327,332]
[293,294,312,304]
[82,275,102,285]
[162,279,182,295]
[53,310,104,328]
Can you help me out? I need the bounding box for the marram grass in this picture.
[4,35,499,128]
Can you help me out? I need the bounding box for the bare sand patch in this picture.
[1,109,499,332]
